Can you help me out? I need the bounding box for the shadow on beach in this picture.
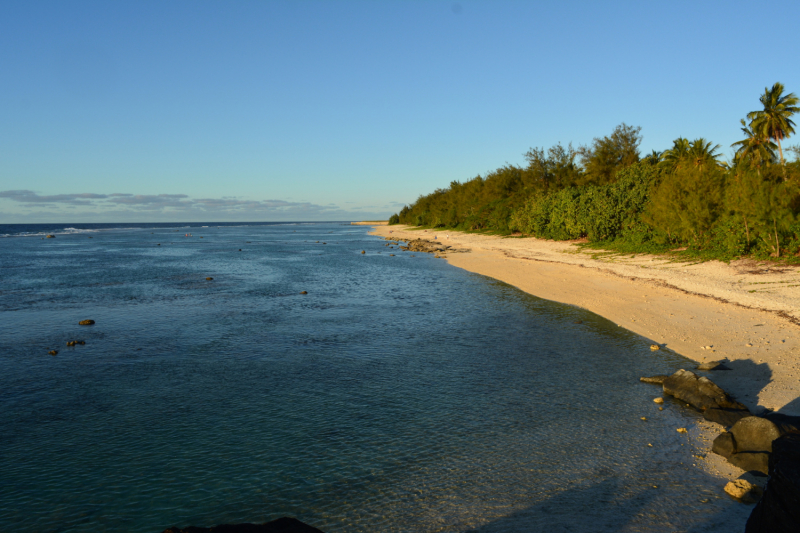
[462,474,750,533]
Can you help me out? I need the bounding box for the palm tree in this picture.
[643,150,663,165]
[659,138,691,172]
[747,82,799,166]
[731,118,778,169]
[687,138,723,168]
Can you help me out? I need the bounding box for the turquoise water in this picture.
[0,223,750,532]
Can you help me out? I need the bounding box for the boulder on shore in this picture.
[746,434,800,532]
[162,517,324,533]
[697,360,731,371]
[704,408,751,427]
[712,416,783,475]
[662,369,748,411]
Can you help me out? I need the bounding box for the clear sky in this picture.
[2,0,798,223]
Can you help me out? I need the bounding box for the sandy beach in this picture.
[371,224,800,481]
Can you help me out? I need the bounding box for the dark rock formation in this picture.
[662,369,748,411]
[206,277,213,281]
[712,431,736,459]
[746,434,800,532]
[704,408,751,427]
[731,417,782,453]
[300,291,307,295]
[162,517,324,533]
[48,350,58,356]
[639,375,669,385]
[712,417,784,475]
[730,452,770,475]
[79,319,95,325]
[46,234,55,238]
[697,360,731,370]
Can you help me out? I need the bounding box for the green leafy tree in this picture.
[577,123,642,185]
[644,165,726,244]
[748,82,799,166]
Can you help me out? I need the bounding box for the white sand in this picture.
[372,225,800,482]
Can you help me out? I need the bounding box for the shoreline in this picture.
[370,225,800,482]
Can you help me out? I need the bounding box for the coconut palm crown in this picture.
[747,82,799,165]
[731,118,778,168]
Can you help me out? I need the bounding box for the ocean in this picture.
[0,222,750,532]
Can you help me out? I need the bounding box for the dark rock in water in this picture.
[712,431,737,459]
[300,291,307,295]
[48,350,58,356]
[731,417,782,453]
[746,434,800,532]
[662,369,747,411]
[704,408,751,427]
[639,375,669,385]
[162,517,325,533]
[731,452,771,475]
[206,277,214,281]
[79,319,95,325]
[46,234,55,238]
[361,250,365,254]
[697,360,731,370]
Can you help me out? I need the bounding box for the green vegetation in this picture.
[390,83,800,261]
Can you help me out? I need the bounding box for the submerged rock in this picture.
[162,517,325,533]
[746,434,800,532]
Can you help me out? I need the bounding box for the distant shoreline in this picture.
[351,220,389,225]
[371,224,800,481]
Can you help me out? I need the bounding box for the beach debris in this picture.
[654,397,664,404]
[48,350,58,356]
[677,427,688,433]
[647,443,653,447]
[650,344,660,351]
[724,479,763,504]
[641,417,648,421]
[639,375,669,385]
[702,345,713,350]
[746,343,753,347]
[79,320,95,326]
[659,407,664,411]
[300,291,307,295]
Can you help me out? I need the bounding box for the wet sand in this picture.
[372,225,800,481]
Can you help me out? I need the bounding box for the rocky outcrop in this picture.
[79,319,95,325]
[162,517,324,533]
[746,434,800,532]
[662,369,748,411]
[713,417,784,475]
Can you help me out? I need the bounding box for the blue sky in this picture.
[1,0,798,222]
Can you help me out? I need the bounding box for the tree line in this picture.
[390,83,800,260]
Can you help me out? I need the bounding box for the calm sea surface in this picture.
[0,223,750,532]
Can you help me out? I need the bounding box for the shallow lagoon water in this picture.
[0,223,750,532]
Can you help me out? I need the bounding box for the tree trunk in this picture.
[743,216,750,243]
[774,217,780,258]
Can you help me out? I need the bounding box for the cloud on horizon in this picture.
[0,190,394,222]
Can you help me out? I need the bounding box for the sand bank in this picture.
[371,225,800,480]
